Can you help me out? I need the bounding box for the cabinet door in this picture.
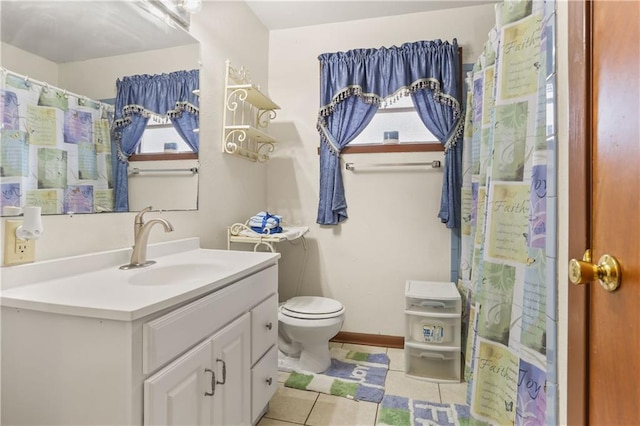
[212,313,251,426]
[144,339,213,426]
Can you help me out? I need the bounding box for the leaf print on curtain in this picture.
[492,102,528,182]
[457,0,557,424]
[478,262,516,346]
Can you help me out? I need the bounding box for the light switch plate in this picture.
[4,220,36,266]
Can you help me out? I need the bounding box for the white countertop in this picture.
[0,238,280,321]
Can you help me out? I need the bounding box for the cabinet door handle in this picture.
[204,368,216,396]
[216,359,226,385]
[266,322,273,330]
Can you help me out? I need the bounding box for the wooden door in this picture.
[568,0,640,424]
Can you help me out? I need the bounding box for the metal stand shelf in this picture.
[227,222,308,253]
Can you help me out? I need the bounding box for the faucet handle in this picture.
[134,206,153,241]
[135,206,153,224]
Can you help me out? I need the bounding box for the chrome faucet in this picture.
[120,208,174,270]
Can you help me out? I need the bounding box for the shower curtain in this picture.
[458,0,557,424]
[0,69,114,214]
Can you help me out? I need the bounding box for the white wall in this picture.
[2,42,200,100]
[0,1,271,261]
[1,42,59,84]
[266,3,496,336]
[58,44,200,100]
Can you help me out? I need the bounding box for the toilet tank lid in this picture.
[283,296,344,315]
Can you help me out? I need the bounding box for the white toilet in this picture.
[277,296,345,373]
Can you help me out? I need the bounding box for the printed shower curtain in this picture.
[1,70,114,214]
[459,0,557,424]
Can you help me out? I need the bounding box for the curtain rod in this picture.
[129,167,199,175]
[345,161,441,171]
[1,67,114,111]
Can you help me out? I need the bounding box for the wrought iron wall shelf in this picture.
[222,60,280,162]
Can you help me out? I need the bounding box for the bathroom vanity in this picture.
[1,238,280,425]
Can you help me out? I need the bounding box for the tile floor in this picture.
[257,342,467,426]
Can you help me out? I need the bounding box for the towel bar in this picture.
[345,161,441,171]
[129,167,199,175]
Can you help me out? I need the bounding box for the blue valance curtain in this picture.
[112,69,199,212]
[317,40,463,228]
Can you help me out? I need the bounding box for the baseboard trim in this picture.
[331,331,404,349]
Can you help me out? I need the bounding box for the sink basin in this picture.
[128,263,218,286]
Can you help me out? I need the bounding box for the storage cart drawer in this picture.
[404,344,460,383]
[405,296,460,314]
[405,314,460,347]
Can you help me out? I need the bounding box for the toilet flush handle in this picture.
[266,322,273,330]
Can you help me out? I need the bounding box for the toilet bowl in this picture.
[278,296,345,373]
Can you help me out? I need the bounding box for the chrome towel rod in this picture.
[345,161,441,171]
[129,167,199,175]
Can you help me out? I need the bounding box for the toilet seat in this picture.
[280,296,345,320]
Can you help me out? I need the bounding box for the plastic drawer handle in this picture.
[418,301,446,308]
[418,352,452,360]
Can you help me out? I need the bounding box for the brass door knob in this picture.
[569,253,621,292]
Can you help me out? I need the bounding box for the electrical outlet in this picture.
[4,220,36,266]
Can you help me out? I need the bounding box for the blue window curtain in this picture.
[317,97,378,224]
[112,69,199,212]
[317,40,463,227]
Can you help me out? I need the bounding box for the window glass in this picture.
[137,114,194,154]
[351,96,438,145]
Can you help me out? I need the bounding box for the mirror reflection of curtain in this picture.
[112,69,199,212]
[316,40,463,227]
[458,0,556,424]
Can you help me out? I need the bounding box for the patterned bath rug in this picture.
[377,394,470,426]
[284,347,390,403]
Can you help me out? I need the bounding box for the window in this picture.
[136,114,195,154]
[131,114,197,160]
[342,96,443,154]
[351,96,438,145]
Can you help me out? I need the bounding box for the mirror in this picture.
[0,0,200,215]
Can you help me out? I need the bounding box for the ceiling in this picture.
[244,0,496,30]
[0,1,495,64]
[0,1,196,64]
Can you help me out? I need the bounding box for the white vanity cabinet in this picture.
[1,244,279,426]
[144,291,279,426]
[145,314,251,426]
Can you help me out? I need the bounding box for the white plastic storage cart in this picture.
[404,280,461,383]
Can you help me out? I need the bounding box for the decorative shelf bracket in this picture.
[222,60,280,162]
